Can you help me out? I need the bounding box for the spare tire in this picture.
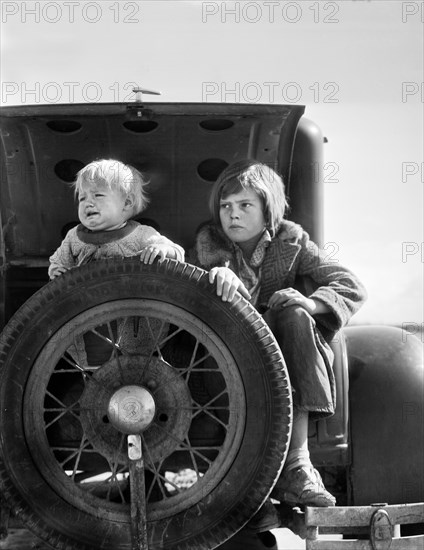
[0,259,292,550]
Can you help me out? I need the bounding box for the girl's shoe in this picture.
[271,466,336,507]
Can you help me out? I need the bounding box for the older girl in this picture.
[191,159,366,526]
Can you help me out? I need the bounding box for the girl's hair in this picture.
[73,159,149,215]
[209,159,288,236]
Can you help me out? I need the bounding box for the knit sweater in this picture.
[49,220,185,278]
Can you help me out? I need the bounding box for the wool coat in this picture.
[191,220,367,342]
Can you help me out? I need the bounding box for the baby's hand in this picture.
[139,244,169,264]
[209,266,251,303]
[49,266,70,279]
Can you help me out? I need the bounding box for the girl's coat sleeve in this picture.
[296,231,367,332]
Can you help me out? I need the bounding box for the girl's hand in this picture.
[139,244,169,264]
[267,288,329,315]
[50,266,70,279]
[209,267,251,302]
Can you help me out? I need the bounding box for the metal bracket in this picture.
[370,507,394,550]
[132,87,161,103]
[127,87,161,118]
[128,434,148,550]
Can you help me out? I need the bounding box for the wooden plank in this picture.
[307,535,424,550]
[306,503,424,528]
[307,540,370,550]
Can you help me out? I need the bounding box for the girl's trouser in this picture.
[263,305,335,419]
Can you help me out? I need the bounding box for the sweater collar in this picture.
[76,220,138,245]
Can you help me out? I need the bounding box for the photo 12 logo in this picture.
[202,81,340,104]
[402,162,424,183]
[1,81,143,105]
[401,2,424,23]
[401,242,424,263]
[401,324,424,343]
[1,1,140,24]
[201,1,341,24]
[401,82,424,103]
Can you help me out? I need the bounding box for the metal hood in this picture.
[0,102,305,258]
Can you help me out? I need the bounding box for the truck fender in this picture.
[345,325,423,505]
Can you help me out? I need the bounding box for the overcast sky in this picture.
[1,0,423,327]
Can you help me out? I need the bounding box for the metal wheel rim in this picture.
[24,299,246,523]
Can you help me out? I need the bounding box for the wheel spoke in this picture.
[54,436,93,471]
[190,390,230,428]
[185,443,202,479]
[106,321,122,357]
[140,436,172,501]
[132,316,140,339]
[156,325,184,347]
[81,465,128,501]
[103,433,127,502]
[152,422,215,466]
[44,391,80,427]
[61,352,92,376]
[106,469,128,503]
[57,351,103,390]
[181,351,213,382]
[144,317,169,359]
[89,325,122,353]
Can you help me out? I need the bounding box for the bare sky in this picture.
[1,0,423,326]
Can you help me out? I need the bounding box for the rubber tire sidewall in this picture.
[0,259,292,550]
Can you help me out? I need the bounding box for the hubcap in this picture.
[108,385,155,434]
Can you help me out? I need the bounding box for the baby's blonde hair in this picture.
[73,159,149,216]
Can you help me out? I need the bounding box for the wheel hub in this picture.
[79,355,192,464]
[108,385,156,434]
